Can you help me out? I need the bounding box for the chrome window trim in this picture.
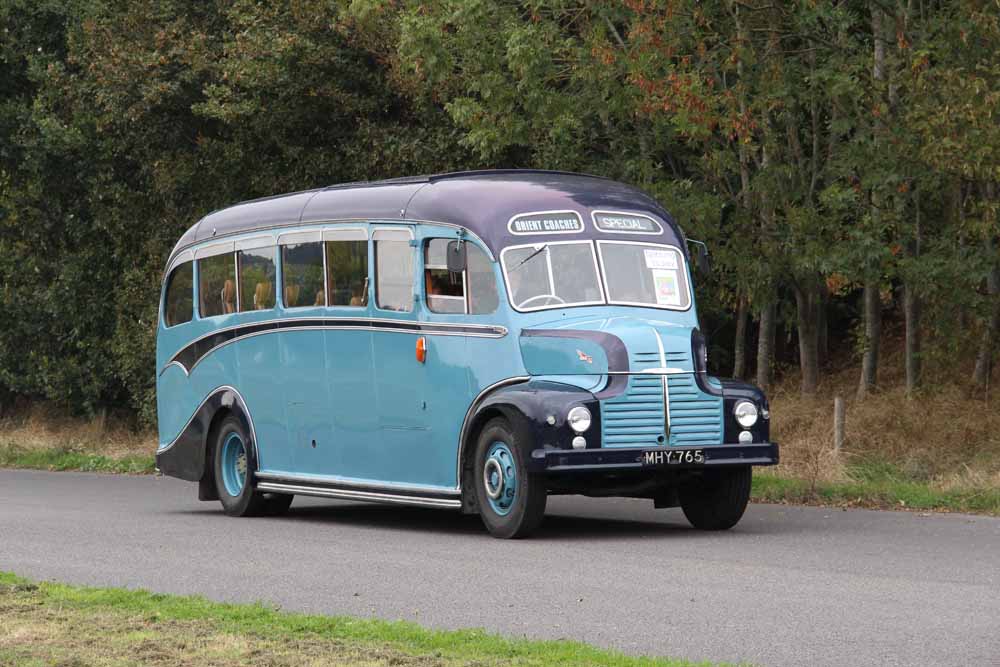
[194,241,234,260]
[499,239,606,313]
[507,209,584,236]
[595,240,693,312]
[277,230,322,246]
[322,226,368,241]
[234,235,275,252]
[163,218,495,288]
[591,209,664,235]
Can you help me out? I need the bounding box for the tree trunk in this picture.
[973,255,1000,389]
[733,295,749,379]
[817,280,829,368]
[756,301,776,391]
[795,279,821,395]
[905,191,922,394]
[858,278,882,398]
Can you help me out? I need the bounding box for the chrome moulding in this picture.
[256,479,462,509]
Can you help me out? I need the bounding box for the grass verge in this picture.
[0,572,725,667]
[1,444,996,515]
[0,444,155,474]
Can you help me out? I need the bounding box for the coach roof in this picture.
[167,170,686,268]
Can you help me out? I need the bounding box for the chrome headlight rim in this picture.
[567,406,592,433]
[733,400,759,428]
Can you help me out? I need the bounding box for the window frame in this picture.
[162,259,194,328]
[372,227,416,314]
[235,236,277,313]
[194,242,238,320]
[323,227,369,309]
[595,240,693,312]
[278,230,326,310]
[423,238,469,315]
[499,239,606,313]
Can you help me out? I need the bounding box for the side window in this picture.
[326,240,368,307]
[423,240,498,315]
[198,253,236,318]
[467,243,498,315]
[282,242,325,308]
[374,230,414,312]
[238,247,276,312]
[164,261,193,327]
[424,239,465,314]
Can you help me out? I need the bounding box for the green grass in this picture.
[2,444,996,516]
[752,464,1000,515]
[0,572,727,667]
[0,444,155,474]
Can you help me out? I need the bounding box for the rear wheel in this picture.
[473,417,546,539]
[679,466,751,531]
[213,416,270,517]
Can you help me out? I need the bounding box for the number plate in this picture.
[643,449,704,466]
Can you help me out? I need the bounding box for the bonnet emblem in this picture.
[576,349,593,364]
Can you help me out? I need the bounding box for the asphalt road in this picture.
[1,469,998,666]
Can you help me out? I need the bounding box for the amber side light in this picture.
[415,336,427,363]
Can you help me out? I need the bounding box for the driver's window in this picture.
[424,239,498,315]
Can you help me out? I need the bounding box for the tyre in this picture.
[212,415,268,517]
[473,417,547,539]
[679,466,752,531]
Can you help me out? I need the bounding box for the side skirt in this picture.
[255,476,462,510]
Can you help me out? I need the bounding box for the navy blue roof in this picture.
[167,170,686,267]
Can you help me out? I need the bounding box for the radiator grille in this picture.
[599,350,723,448]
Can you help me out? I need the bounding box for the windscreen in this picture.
[597,241,690,310]
[501,241,604,311]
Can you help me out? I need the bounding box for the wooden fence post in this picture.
[833,396,845,452]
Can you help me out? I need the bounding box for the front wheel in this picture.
[473,417,547,539]
[679,466,752,531]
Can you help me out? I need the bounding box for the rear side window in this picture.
[163,261,193,327]
[467,243,498,314]
[374,230,413,312]
[238,247,277,312]
[282,242,325,308]
[326,240,368,307]
[198,253,236,318]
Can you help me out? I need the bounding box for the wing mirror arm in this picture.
[687,239,712,275]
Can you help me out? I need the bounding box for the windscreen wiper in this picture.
[511,244,548,270]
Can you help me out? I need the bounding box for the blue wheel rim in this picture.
[484,441,517,516]
[220,432,247,497]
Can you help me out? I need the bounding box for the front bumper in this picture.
[530,443,779,474]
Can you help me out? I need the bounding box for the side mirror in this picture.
[446,240,467,273]
[687,240,712,275]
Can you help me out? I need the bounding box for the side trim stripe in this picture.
[162,317,508,376]
[256,481,462,509]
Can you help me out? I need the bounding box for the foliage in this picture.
[0,0,998,426]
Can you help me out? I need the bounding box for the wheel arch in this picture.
[155,386,258,489]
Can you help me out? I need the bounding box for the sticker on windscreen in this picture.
[644,248,678,270]
[508,211,584,235]
[593,211,663,234]
[652,269,682,306]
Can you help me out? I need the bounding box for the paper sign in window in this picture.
[652,269,681,306]
[644,249,678,270]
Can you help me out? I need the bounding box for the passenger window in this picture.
[282,242,325,308]
[326,240,368,307]
[374,231,414,312]
[424,239,465,314]
[198,253,237,318]
[164,261,193,327]
[423,240,498,315]
[238,247,276,312]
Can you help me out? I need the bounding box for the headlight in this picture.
[733,401,758,428]
[567,406,592,433]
